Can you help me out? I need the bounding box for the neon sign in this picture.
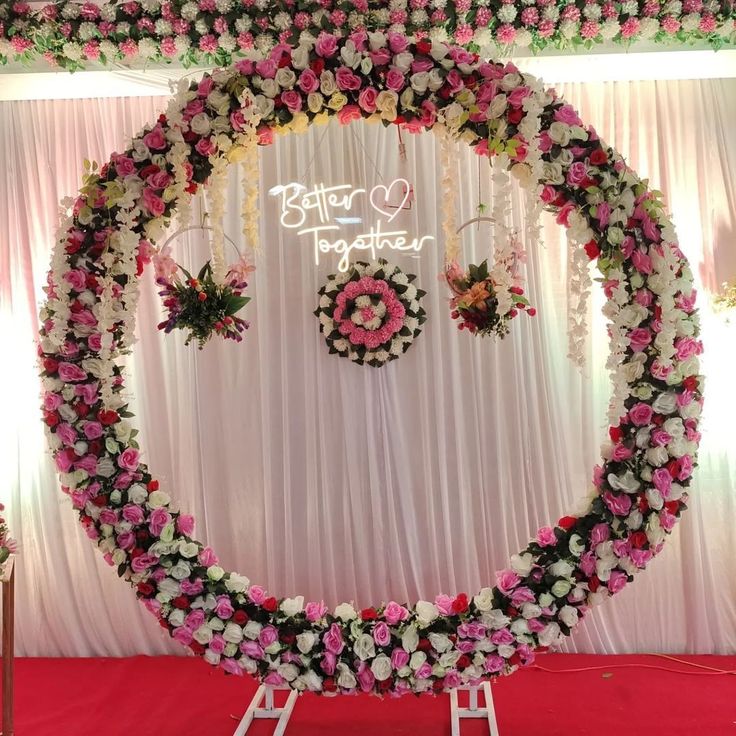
[268,179,434,272]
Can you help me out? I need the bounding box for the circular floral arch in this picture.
[38,31,702,694]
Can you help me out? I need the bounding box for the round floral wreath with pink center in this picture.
[38,30,703,695]
[315,260,427,367]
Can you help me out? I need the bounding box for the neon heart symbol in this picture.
[369,178,411,222]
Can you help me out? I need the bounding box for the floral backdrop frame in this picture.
[38,30,702,695]
[1,0,734,70]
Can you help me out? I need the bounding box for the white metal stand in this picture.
[450,683,500,736]
[233,685,299,736]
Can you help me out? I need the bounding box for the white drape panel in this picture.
[1,77,735,658]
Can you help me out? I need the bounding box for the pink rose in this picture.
[320,651,336,675]
[199,546,219,568]
[628,327,652,352]
[590,523,610,546]
[55,423,77,446]
[490,628,514,646]
[387,32,409,53]
[122,504,145,524]
[241,641,264,659]
[554,104,582,126]
[176,514,195,535]
[143,125,167,151]
[305,600,328,621]
[117,447,140,471]
[631,249,652,274]
[82,421,103,440]
[629,402,654,426]
[58,362,87,382]
[64,269,88,291]
[434,594,453,615]
[335,66,362,90]
[244,584,264,605]
[116,530,135,550]
[322,623,344,655]
[652,468,672,497]
[566,161,588,186]
[315,32,338,58]
[255,58,277,78]
[113,154,136,177]
[415,662,433,679]
[215,595,234,620]
[142,187,165,217]
[373,621,391,646]
[181,579,204,596]
[602,491,632,516]
[259,625,279,647]
[391,647,409,669]
[357,662,375,692]
[607,570,628,594]
[495,569,520,594]
[148,507,171,536]
[536,526,557,547]
[281,90,303,113]
[678,455,693,481]
[337,104,362,125]
[385,68,406,92]
[383,601,409,625]
[675,337,701,361]
[298,68,319,94]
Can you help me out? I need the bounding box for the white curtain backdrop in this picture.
[1,76,735,658]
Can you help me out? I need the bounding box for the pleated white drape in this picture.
[1,77,735,658]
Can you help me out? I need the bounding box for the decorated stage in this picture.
[5,654,735,735]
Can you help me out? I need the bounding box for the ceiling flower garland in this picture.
[38,31,702,695]
[1,0,733,70]
[315,259,427,366]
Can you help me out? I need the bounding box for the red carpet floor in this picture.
[2,654,735,736]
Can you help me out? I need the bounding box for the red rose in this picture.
[508,107,523,124]
[558,515,577,531]
[310,58,325,75]
[432,679,444,693]
[452,593,469,614]
[683,375,698,391]
[97,409,119,425]
[147,479,159,492]
[416,40,431,55]
[584,240,601,260]
[638,495,650,512]
[508,652,522,667]
[139,164,160,179]
[361,607,378,621]
[506,606,518,617]
[417,637,432,652]
[664,500,680,514]
[44,411,60,427]
[666,459,681,478]
[263,596,278,612]
[173,595,190,610]
[589,575,600,592]
[590,148,608,166]
[137,582,154,596]
[322,678,337,693]
[88,439,102,456]
[457,655,471,670]
[135,529,150,542]
[630,531,648,549]
[159,617,169,629]
[92,494,108,507]
[280,632,296,645]
[74,402,90,418]
[190,641,205,655]
[43,358,59,374]
[377,677,393,691]
[609,425,623,442]
[233,610,249,625]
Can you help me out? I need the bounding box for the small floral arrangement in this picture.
[445,259,535,338]
[156,259,252,348]
[316,260,426,367]
[713,281,736,313]
[0,503,17,566]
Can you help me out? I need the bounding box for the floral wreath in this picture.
[315,260,427,367]
[38,31,702,695]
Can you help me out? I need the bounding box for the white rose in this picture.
[549,560,574,578]
[148,490,170,508]
[168,609,186,627]
[280,596,304,617]
[521,603,542,619]
[278,663,299,681]
[291,45,310,70]
[169,561,191,580]
[427,69,444,91]
[428,632,452,653]
[645,488,665,511]
[371,654,392,681]
[297,631,317,654]
[275,67,296,89]
[481,609,511,630]
[204,649,221,666]
[334,602,357,621]
[538,622,561,647]
[646,446,670,467]
[336,663,357,689]
[260,78,279,98]
[353,633,376,661]
[415,600,439,625]
[225,573,250,593]
[128,484,148,504]
[401,625,419,653]
[510,552,533,576]
[190,113,212,136]
[652,392,678,415]
[410,71,429,94]
[223,622,244,643]
[320,70,337,96]
[548,121,571,146]
[193,625,214,644]
[409,651,426,670]
[607,470,641,493]
[551,580,572,598]
[559,605,579,628]
[244,620,263,639]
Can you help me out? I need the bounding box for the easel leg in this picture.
[233,684,298,736]
[2,567,14,736]
[450,683,500,736]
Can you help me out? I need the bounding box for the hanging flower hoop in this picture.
[315,260,427,367]
[38,32,702,695]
